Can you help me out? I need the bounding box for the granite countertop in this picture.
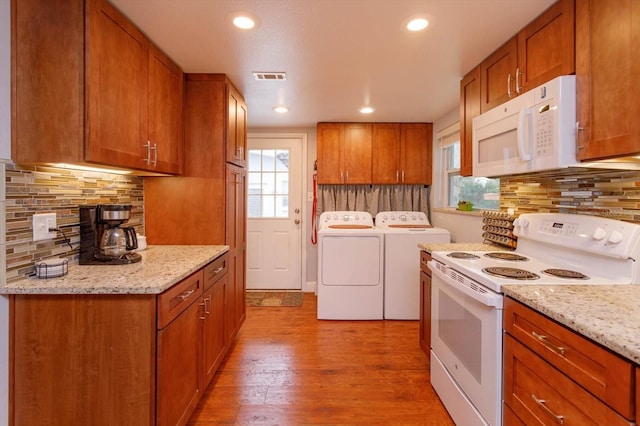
[0,245,229,295]
[503,285,640,364]
[418,242,509,253]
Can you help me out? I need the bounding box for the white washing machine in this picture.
[317,211,384,320]
[375,211,450,320]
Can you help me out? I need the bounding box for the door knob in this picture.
[294,219,301,225]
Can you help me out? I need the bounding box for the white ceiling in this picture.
[110,0,555,128]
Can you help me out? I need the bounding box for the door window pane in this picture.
[248,149,290,218]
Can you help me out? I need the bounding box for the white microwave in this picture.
[472,75,577,177]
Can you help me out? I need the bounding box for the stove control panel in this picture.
[514,213,640,259]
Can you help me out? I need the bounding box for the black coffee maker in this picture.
[79,204,142,265]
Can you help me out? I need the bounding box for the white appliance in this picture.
[429,212,640,426]
[317,211,384,320]
[472,75,576,178]
[375,211,450,320]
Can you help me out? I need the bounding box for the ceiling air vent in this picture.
[253,72,287,81]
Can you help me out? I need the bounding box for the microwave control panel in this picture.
[534,102,554,157]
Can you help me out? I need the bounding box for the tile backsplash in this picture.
[501,167,640,223]
[5,164,144,282]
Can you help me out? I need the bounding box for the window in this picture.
[248,149,290,218]
[439,124,499,210]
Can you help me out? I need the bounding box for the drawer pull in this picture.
[178,289,196,301]
[532,331,565,356]
[213,266,224,274]
[532,394,564,424]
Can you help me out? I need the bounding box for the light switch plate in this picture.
[33,213,57,241]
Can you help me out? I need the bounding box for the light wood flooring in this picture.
[187,293,455,425]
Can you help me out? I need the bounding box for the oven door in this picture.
[429,260,503,426]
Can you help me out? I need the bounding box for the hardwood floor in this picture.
[187,293,454,425]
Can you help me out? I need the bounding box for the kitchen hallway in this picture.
[187,293,454,425]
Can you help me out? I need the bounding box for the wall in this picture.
[5,164,144,282]
[248,127,318,290]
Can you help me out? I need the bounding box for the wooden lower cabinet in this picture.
[419,251,432,355]
[503,298,635,426]
[10,254,229,426]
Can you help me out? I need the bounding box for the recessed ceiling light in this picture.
[406,18,429,31]
[228,12,260,30]
[273,106,289,113]
[360,107,374,114]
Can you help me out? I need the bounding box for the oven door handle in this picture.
[428,260,503,308]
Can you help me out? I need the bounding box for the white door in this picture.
[246,137,303,289]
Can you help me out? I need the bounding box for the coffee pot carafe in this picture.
[100,226,138,257]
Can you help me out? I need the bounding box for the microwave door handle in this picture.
[517,107,532,161]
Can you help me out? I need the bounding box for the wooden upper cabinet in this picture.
[480,36,518,113]
[517,0,575,91]
[372,123,432,184]
[12,0,184,174]
[317,123,372,184]
[372,123,401,184]
[401,123,432,184]
[576,0,640,161]
[480,0,575,113]
[226,83,248,167]
[460,66,480,177]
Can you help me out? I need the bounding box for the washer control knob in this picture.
[608,230,624,244]
[343,214,350,221]
[592,227,607,241]
[399,214,407,221]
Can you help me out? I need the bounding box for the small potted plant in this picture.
[457,200,474,211]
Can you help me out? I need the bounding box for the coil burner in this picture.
[542,269,589,280]
[482,267,540,280]
[447,252,480,260]
[484,252,529,261]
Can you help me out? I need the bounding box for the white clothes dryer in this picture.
[317,211,384,320]
[375,211,450,320]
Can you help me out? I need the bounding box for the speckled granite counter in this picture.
[418,242,508,253]
[503,285,640,364]
[0,245,229,295]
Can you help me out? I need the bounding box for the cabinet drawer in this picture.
[157,270,204,329]
[204,254,228,290]
[420,251,431,275]
[504,334,632,426]
[504,298,634,418]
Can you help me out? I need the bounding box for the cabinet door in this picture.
[226,84,247,167]
[317,123,343,184]
[157,300,202,426]
[480,36,518,113]
[576,0,640,160]
[86,0,150,169]
[149,46,184,175]
[460,66,480,177]
[225,164,246,340]
[401,123,432,184]
[419,269,431,355]
[517,0,575,92]
[372,123,401,184]
[343,123,373,184]
[202,275,227,387]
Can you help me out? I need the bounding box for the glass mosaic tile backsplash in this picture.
[6,164,144,282]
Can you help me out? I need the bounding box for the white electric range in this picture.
[428,212,640,426]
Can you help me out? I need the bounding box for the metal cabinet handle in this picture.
[345,170,349,183]
[340,171,344,183]
[150,143,157,167]
[532,394,564,424]
[178,288,195,301]
[575,121,585,151]
[199,301,206,320]
[515,67,523,94]
[143,141,151,165]
[507,73,513,98]
[402,170,405,182]
[205,295,211,314]
[532,331,565,356]
[213,266,224,274]
[396,170,399,182]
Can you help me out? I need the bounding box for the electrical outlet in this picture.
[33,213,57,241]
